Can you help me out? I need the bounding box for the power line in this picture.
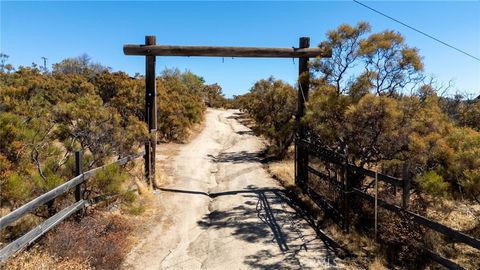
[353,0,480,62]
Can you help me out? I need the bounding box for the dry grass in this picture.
[267,156,480,269]
[0,213,43,249]
[45,212,134,270]
[421,192,480,269]
[426,197,480,232]
[2,157,157,269]
[3,212,133,270]
[3,248,91,270]
[184,116,208,143]
[267,158,388,269]
[268,160,295,188]
[368,257,388,270]
[134,177,153,200]
[153,169,171,187]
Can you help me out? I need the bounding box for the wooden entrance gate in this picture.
[123,36,332,186]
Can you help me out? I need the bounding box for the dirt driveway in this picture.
[123,109,343,269]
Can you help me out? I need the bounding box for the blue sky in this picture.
[1,1,479,98]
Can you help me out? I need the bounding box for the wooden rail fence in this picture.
[295,138,479,270]
[0,151,144,262]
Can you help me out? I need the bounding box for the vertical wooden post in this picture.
[145,35,157,187]
[74,151,83,218]
[74,151,82,201]
[295,37,310,187]
[374,169,378,241]
[342,148,350,233]
[294,139,298,185]
[402,161,411,209]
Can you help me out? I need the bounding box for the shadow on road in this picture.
[208,151,263,164]
[226,111,256,127]
[236,130,255,136]
[159,185,343,269]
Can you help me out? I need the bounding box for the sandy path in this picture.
[123,109,342,269]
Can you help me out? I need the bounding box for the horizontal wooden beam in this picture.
[0,200,86,262]
[424,248,465,270]
[0,174,85,230]
[299,139,404,187]
[123,44,332,58]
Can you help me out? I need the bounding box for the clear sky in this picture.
[1,1,479,98]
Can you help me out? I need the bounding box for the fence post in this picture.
[374,169,378,241]
[402,161,411,209]
[46,199,55,217]
[295,36,310,188]
[74,151,82,202]
[145,140,152,188]
[74,151,84,217]
[342,148,350,233]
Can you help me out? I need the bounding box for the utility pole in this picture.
[41,57,48,72]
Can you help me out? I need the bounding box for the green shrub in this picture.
[2,173,33,206]
[91,164,128,195]
[122,189,137,204]
[238,77,297,157]
[462,169,480,201]
[416,170,450,198]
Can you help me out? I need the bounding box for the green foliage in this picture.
[305,84,351,147]
[122,190,137,204]
[91,164,128,195]
[416,171,450,198]
[237,77,296,157]
[463,169,480,201]
[459,99,480,131]
[0,112,28,161]
[305,76,480,199]
[156,69,208,141]
[0,56,209,209]
[306,23,479,200]
[204,83,228,108]
[313,22,423,96]
[1,173,34,206]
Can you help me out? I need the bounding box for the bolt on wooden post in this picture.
[296,37,310,187]
[145,35,157,187]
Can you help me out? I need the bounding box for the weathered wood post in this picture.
[374,169,378,241]
[342,147,350,233]
[74,151,84,217]
[74,151,82,202]
[402,161,411,209]
[46,199,54,217]
[145,35,157,187]
[295,37,310,188]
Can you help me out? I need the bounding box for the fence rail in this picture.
[0,151,144,262]
[296,138,479,270]
[300,139,403,187]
